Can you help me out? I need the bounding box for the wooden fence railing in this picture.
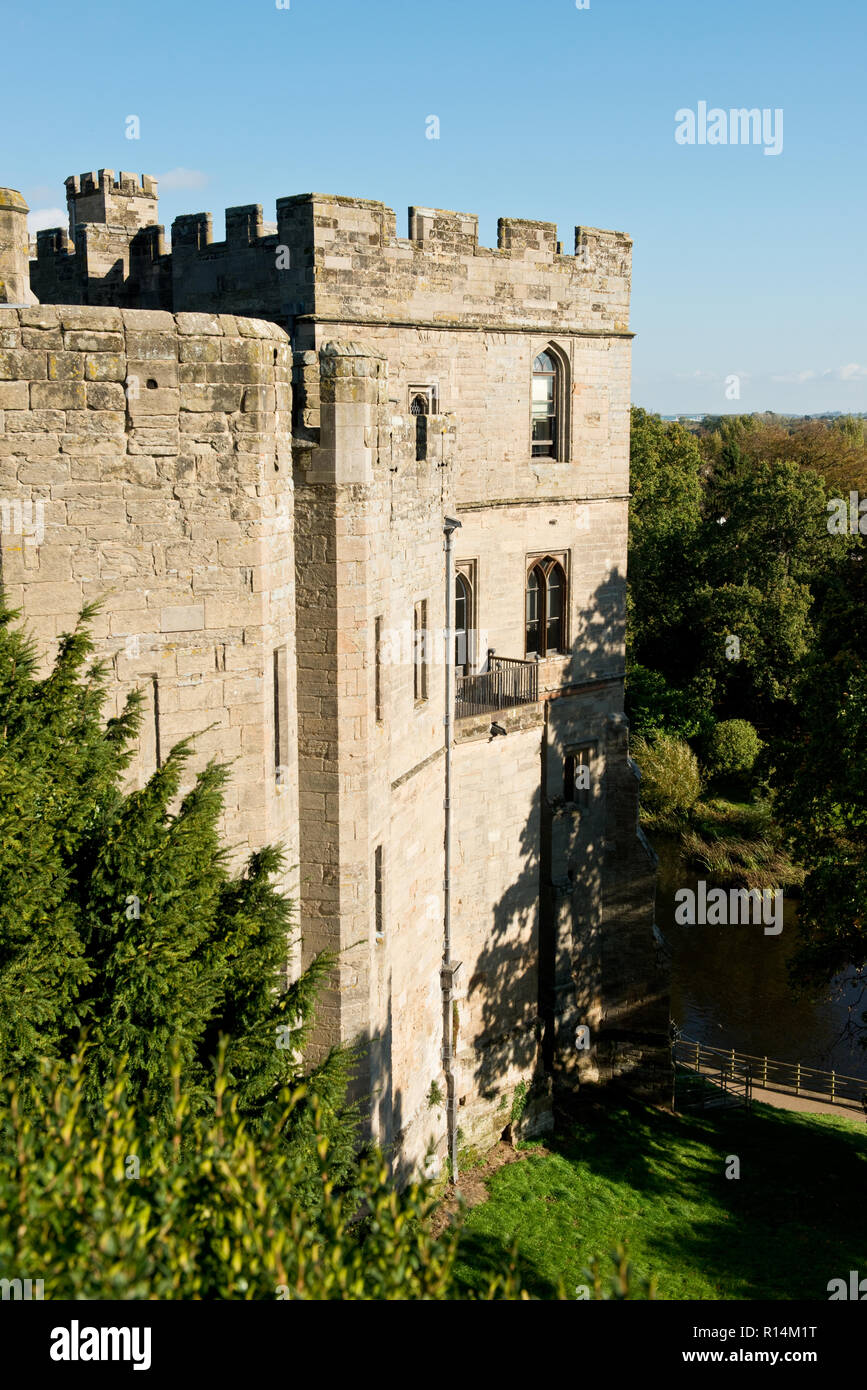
[674,1037,867,1111]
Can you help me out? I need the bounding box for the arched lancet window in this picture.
[525,557,567,657]
[531,345,569,461]
[546,562,563,653]
[532,351,557,458]
[410,387,437,460]
[455,573,469,669]
[526,566,541,655]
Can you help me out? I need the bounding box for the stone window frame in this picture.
[408,384,439,415]
[530,340,571,463]
[563,741,596,810]
[409,385,440,461]
[524,549,570,658]
[374,615,384,723]
[413,597,429,704]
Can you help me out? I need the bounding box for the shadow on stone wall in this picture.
[466,566,669,1136]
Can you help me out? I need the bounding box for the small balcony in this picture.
[455,652,539,719]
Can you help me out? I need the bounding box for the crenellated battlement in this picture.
[65,169,158,200]
[172,203,279,251]
[25,169,633,335]
[169,192,631,336]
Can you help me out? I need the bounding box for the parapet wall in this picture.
[285,196,632,338]
[0,305,298,883]
[172,195,632,336]
[29,173,632,337]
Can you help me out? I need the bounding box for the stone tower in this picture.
[32,171,167,308]
[0,188,37,305]
[65,168,159,240]
[2,169,671,1178]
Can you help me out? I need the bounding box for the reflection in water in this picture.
[654,837,867,1082]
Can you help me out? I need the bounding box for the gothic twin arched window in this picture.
[526,557,567,657]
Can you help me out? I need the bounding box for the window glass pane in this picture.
[547,569,563,616]
[534,352,554,373]
[455,575,467,630]
[526,568,541,653]
[546,565,564,651]
[526,592,539,623]
[455,575,468,666]
[532,376,554,403]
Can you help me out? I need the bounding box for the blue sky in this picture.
[2,0,865,414]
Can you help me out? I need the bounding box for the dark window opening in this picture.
[526,566,541,656]
[374,615,383,722]
[414,599,429,702]
[415,413,428,461]
[274,645,289,784]
[546,564,563,653]
[151,675,161,770]
[374,845,384,940]
[564,754,575,803]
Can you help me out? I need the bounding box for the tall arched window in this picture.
[532,352,557,458]
[526,567,541,655]
[455,572,470,671]
[531,344,569,461]
[525,558,567,657]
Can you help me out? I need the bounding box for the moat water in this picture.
[653,837,867,1083]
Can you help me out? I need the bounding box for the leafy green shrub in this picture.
[705,718,764,779]
[631,733,701,820]
[625,663,714,742]
[0,1052,526,1301]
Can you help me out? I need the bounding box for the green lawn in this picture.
[453,1098,867,1300]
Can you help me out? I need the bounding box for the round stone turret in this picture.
[0,188,37,304]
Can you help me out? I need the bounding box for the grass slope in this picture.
[453,1099,867,1300]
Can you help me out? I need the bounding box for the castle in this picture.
[0,171,670,1173]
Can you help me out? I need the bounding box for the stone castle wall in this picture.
[0,305,299,894]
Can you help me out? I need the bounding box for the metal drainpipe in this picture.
[442,516,462,1183]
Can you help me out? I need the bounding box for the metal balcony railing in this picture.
[455,650,539,718]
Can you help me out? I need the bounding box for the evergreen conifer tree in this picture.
[0,594,357,1195]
